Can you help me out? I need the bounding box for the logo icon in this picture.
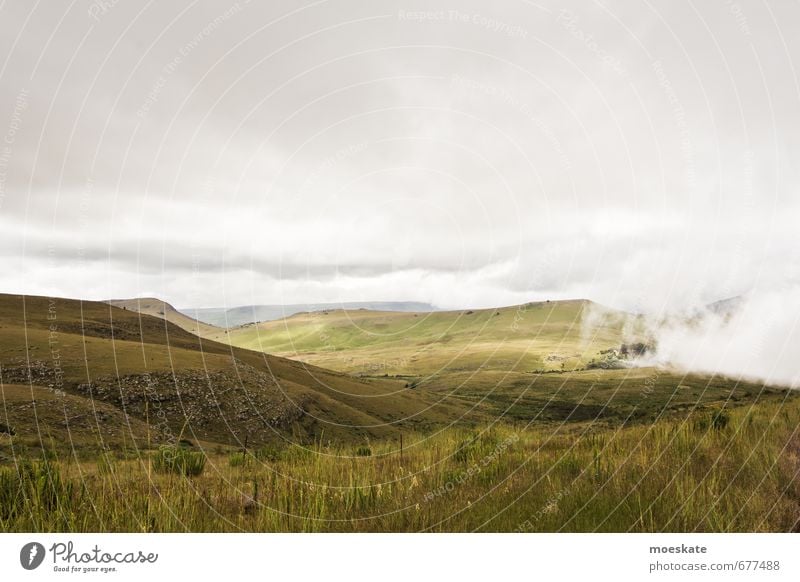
[20,542,46,570]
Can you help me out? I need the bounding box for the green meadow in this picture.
[207,299,635,375]
[2,397,798,532]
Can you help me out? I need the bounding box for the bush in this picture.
[152,446,206,476]
[229,452,253,467]
[694,409,730,432]
[354,446,372,457]
[587,353,625,370]
[711,409,730,431]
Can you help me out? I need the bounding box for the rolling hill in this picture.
[106,297,221,336]
[0,294,470,453]
[207,299,640,376]
[3,294,786,462]
[195,299,790,425]
[182,301,438,327]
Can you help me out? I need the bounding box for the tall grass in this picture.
[0,458,84,531]
[1,399,798,532]
[152,446,206,477]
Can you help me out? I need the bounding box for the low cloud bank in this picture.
[638,288,800,389]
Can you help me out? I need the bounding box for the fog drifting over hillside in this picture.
[1,1,798,384]
[599,287,800,389]
[647,289,800,389]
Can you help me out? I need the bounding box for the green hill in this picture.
[2,294,786,461]
[106,297,221,337]
[0,294,470,453]
[202,298,790,427]
[210,299,638,375]
[184,301,439,327]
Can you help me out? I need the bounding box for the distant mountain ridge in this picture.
[181,301,439,328]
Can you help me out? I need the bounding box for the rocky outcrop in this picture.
[2,357,307,445]
[73,359,306,444]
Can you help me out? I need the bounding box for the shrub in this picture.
[711,409,730,431]
[354,446,372,457]
[586,353,625,370]
[152,446,206,476]
[694,409,730,432]
[229,452,253,467]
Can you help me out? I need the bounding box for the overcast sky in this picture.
[0,0,798,315]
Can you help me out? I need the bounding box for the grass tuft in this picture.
[152,446,206,476]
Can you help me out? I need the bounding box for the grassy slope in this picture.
[2,294,789,458]
[106,297,220,337]
[0,383,158,454]
[212,299,633,375]
[3,396,798,532]
[2,295,797,532]
[185,301,439,328]
[0,294,470,449]
[210,297,789,428]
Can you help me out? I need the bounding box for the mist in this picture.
[641,288,800,389]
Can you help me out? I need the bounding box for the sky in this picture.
[0,0,798,319]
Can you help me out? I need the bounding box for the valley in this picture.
[1,293,797,532]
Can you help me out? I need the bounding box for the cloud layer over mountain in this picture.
[1,0,797,333]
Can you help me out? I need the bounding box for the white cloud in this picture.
[645,287,800,389]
